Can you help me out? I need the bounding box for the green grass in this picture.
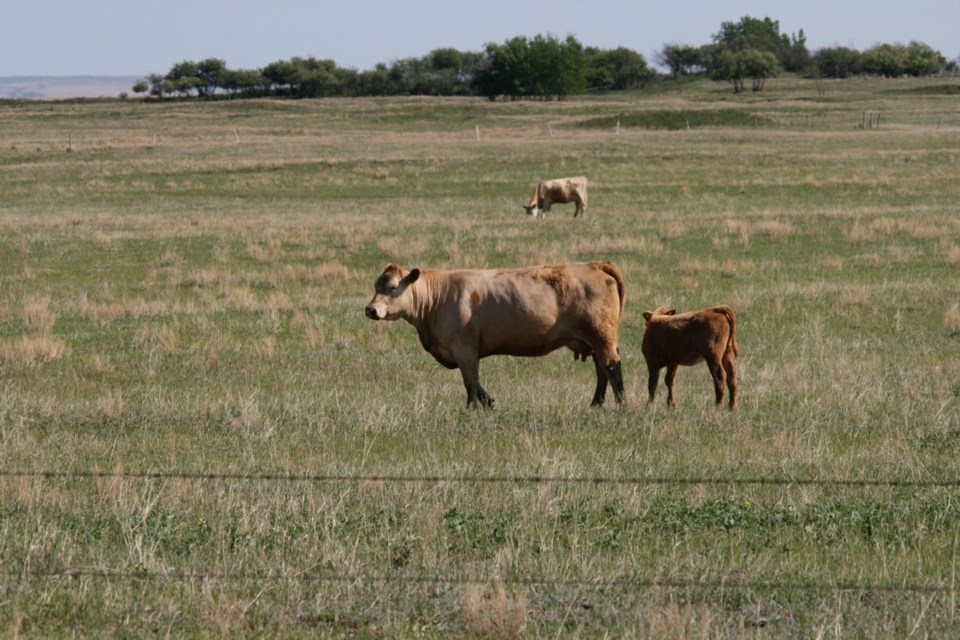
[1,75,960,637]
[578,108,769,130]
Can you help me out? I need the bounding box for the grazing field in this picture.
[1,75,959,637]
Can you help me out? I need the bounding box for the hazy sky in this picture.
[2,0,957,77]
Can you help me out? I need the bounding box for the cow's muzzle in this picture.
[364,305,382,320]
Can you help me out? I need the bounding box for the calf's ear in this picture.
[666,308,677,316]
[642,311,653,324]
[403,268,421,284]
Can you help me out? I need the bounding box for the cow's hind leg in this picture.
[608,360,625,404]
[574,195,586,217]
[591,350,625,407]
[590,356,609,407]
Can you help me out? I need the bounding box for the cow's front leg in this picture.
[457,353,494,409]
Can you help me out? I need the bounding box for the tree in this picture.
[714,16,785,52]
[905,41,945,76]
[388,57,433,94]
[586,46,651,92]
[195,58,227,96]
[713,49,779,92]
[473,37,532,100]
[472,34,586,100]
[165,60,199,96]
[812,47,862,78]
[713,16,808,72]
[145,73,173,99]
[861,43,910,76]
[357,64,393,96]
[221,69,268,97]
[742,49,780,91]
[552,35,588,98]
[655,43,701,78]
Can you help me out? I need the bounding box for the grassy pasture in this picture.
[1,75,960,637]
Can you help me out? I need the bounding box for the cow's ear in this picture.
[404,268,421,284]
[642,311,653,324]
[666,308,677,316]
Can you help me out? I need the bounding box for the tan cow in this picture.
[364,262,625,408]
[523,176,588,218]
[641,305,739,409]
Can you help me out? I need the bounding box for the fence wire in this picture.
[3,568,956,595]
[1,469,959,487]
[3,469,958,597]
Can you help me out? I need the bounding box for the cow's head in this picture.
[365,263,421,321]
[642,307,676,326]
[522,203,539,217]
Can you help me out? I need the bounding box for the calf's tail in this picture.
[715,305,739,357]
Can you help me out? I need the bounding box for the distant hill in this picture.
[0,76,140,99]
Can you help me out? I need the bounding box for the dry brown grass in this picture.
[461,582,529,639]
[2,335,70,365]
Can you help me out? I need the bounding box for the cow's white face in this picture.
[364,264,420,321]
[523,205,539,218]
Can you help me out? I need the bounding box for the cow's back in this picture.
[446,262,621,358]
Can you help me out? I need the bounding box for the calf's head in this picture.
[364,264,420,321]
[642,307,676,326]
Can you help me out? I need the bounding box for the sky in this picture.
[1,0,958,77]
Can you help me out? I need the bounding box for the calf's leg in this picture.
[646,363,660,407]
[708,358,726,407]
[665,365,679,407]
[723,355,737,410]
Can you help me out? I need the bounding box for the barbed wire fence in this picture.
[2,468,959,596]
[2,469,960,487]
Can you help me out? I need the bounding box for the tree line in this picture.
[132,16,956,100]
[657,16,952,92]
[133,34,651,101]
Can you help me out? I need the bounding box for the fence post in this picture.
[475,125,480,142]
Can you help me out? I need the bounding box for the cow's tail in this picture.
[599,262,625,320]
[715,305,739,357]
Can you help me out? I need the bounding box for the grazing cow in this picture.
[364,261,625,409]
[641,305,739,409]
[523,176,588,218]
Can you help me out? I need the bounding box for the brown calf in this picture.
[641,305,739,409]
